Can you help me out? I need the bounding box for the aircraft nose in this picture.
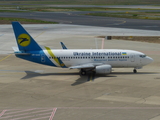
[146,56,153,64]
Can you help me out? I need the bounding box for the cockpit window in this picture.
[140,54,146,58]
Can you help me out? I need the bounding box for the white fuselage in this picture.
[43,49,153,68]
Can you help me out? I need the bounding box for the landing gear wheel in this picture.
[81,69,86,75]
[133,69,137,73]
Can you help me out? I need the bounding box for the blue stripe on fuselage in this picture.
[15,50,57,67]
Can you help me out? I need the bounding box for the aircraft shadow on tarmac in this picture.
[21,71,116,86]
[21,71,79,79]
[111,72,158,75]
[71,73,116,86]
[21,71,158,86]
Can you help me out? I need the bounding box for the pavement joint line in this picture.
[49,108,57,120]
[56,107,160,109]
[3,107,160,111]
[0,54,12,62]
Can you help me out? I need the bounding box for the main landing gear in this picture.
[80,69,86,75]
[133,69,137,73]
[80,69,95,75]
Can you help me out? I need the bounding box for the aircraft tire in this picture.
[133,69,137,73]
[81,69,86,75]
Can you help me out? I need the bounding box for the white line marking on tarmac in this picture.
[0,110,7,117]
[10,112,51,120]
[31,116,49,120]
[1,109,52,119]
[4,108,36,115]
[49,108,57,120]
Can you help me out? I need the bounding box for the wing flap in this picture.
[69,63,103,69]
[69,64,94,69]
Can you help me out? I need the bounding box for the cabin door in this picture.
[130,54,135,62]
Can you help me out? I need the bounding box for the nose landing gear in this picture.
[133,69,137,73]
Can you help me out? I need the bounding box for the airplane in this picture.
[12,22,153,75]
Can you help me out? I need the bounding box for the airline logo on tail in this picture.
[18,33,31,47]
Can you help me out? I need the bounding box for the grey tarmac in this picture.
[0,24,160,120]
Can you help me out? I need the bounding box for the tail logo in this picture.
[18,34,31,47]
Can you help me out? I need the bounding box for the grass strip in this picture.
[0,17,58,24]
[86,12,160,20]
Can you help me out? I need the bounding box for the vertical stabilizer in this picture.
[12,22,42,51]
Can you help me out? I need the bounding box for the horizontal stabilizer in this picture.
[12,47,30,55]
[14,53,31,55]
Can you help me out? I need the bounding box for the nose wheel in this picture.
[133,69,137,73]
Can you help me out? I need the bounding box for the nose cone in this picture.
[145,56,153,65]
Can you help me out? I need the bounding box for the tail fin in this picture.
[60,42,68,49]
[12,22,42,52]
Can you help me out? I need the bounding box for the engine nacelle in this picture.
[95,65,112,74]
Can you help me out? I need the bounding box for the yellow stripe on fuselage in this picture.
[45,46,61,66]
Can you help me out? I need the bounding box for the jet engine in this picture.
[95,65,112,74]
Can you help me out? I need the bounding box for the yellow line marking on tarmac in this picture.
[0,54,12,62]
[90,75,93,81]
[34,31,45,38]
[116,20,126,25]
[88,73,95,81]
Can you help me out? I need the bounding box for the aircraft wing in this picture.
[69,63,103,69]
